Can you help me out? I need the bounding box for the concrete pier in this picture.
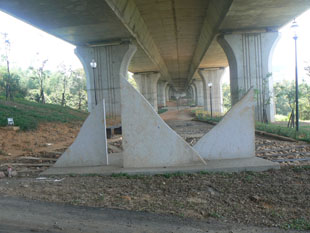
[199,68,225,114]
[75,42,135,126]
[133,72,161,111]
[157,81,169,108]
[218,31,279,122]
[193,79,204,107]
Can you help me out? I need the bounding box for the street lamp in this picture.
[208,83,213,118]
[291,19,299,131]
[90,59,98,105]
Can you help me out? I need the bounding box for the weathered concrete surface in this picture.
[120,77,206,168]
[193,79,204,106]
[165,84,171,102]
[75,43,135,125]
[218,31,279,122]
[186,0,233,86]
[157,81,168,107]
[0,1,309,91]
[199,68,225,113]
[105,0,172,82]
[190,84,197,105]
[43,156,279,176]
[133,72,160,111]
[194,89,255,160]
[53,101,108,168]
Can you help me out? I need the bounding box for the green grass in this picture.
[0,97,88,130]
[158,108,168,114]
[195,113,222,123]
[283,218,310,231]
[256,122,310,142]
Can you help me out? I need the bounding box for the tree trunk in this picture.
[6,60,12,101]
[5,84,9,101]
[61,93,65,106]
[40,88,45,104]
[78,91,82,110]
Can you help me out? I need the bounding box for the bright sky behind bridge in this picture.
[0,9,309,83]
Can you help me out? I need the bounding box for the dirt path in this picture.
[0,196,300,233]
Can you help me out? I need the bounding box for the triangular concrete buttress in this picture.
[194,89,255,160]
[120,77,206,168]
[53,100,108,167]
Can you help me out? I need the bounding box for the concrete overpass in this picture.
[0,0,309,122]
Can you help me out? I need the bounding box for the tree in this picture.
[1,33,13,100]
[0,72,26,98]
[261,72,272,123]
[274,80,295,115]
[69,69,87,110]
[29,58,48,103]
[57,64,72,106]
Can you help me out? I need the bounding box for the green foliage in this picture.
[0,98,88,130]
[0,34,88,111]
[0,70,27,98]
[128,76,137,89]
[283,218,310,231]
[274,77,310,120]
[274,114,289,121]
[195,111,222,123]
[222,83,231,113]
[158,108,168,114]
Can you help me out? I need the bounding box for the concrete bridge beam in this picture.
[199,68,225,114]
[218,31,279,122]
[75,42,136,126]
[133,72,161,111]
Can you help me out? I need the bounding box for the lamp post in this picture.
[208,83,213,118]
[90,59,97,105]
[291,19,299,131]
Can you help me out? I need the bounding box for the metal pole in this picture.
[209,86,213,118]
[294,36,299,131]
[93,67,98,105]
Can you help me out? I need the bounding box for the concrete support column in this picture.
[218,31,279,122]
[193,80,204,106]
[198,68,225,113]
[133,72,161,111]
[165,85,170,102]
[191,84,197,106]
[75,43,136,125]
[187,85,195,105]
[157,81,168,107]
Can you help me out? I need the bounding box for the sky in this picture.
[272,9,310,83]
[0,8,309,82]
[0,11,81,71]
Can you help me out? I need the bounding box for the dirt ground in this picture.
[0,109,310,231]
[0,122,82,158]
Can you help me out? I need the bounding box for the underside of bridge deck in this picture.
[1,0,309,90]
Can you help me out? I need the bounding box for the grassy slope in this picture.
[0,97,88,130]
